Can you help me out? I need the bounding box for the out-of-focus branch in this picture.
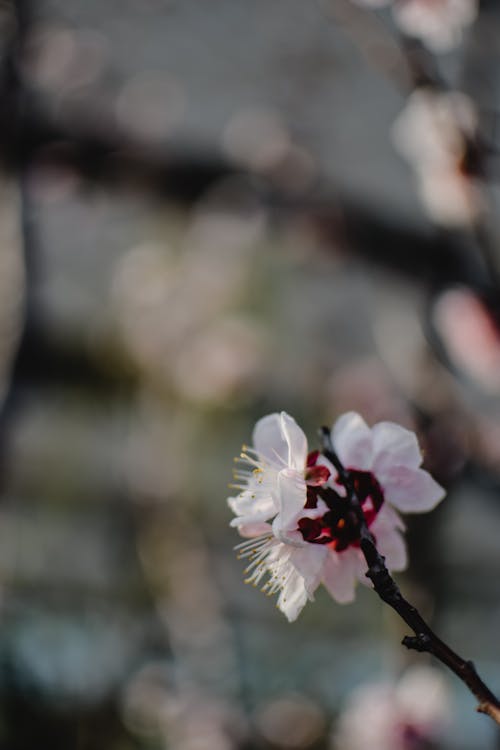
[319,426,500,726]
[0,77,494,289]
[0,0,38,477]
[0,3,495,293]
[0,77,241,203]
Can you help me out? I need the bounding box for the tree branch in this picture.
[319,426,500,726]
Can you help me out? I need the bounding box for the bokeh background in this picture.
[0,0,499,748]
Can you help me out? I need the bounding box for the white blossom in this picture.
[228,411,310,536]
[229,412,445,621]
[350,0,477,51]
[393,0,478,53]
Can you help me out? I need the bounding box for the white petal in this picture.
[382,466,445,513]
[272,469,307,539]
[372,516,408,572]
[397,666,451,725]
[322,548,358,603]
[252,411,307,471]
[277,566,309,622]
[236,521,273,538]
[228,488,276,524]
[289,544,328,596]
[331,412,373,471]
[280,411,308,471]
[393,0,477,53]
[253,413,289,467]
[372,421,422,473]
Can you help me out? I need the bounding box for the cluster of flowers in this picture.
[228,412,444,621]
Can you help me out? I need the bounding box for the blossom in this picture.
[333,666,450,750]
[433,287,500,393]
[392,89,484,227]
[393,0,478,53]
[228,411,328,537]
[350,0,477,52]
[229,412,445,622]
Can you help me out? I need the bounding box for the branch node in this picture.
[402,634,431,653]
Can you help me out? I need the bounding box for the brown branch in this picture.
[319,427,500,726]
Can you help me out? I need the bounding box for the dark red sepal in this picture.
[305,465,331,486]
[305,486,319,509]
[306,450,319,467]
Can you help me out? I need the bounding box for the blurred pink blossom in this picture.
[394,0,478,52]
[434,288,500,392]
[392,89,484,226]
[333,666,450,750]
[351,0,477,51]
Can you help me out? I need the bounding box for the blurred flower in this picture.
[333,666,450,750]
[223,109,292,173]
[393,0,478,52]
[122,662,245,749]
[170,315,266,405]
[115,71,186,143]
[416,166,483,227]
[111,202,266,405]
[393,90,477,168]
[350,0,477,51]
[392,89,483,226]
[324,358,413,429]
[22,24,109,93]
[433,287,500,393]
[229,412,444,621]
[222,109,317,194]
[254,693,326,749]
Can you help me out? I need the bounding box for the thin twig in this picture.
[319,427,500,726]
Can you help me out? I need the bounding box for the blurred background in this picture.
[0,0,499,748]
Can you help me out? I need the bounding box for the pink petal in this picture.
[371,516,407,571]
[375,501,406,531]
[352,548,372,586]
[372,421,422,473]
[382,465,445,513]
[331,412,374,471]
[322,548,358,603]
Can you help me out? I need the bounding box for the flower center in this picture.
[298,469,385,552]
